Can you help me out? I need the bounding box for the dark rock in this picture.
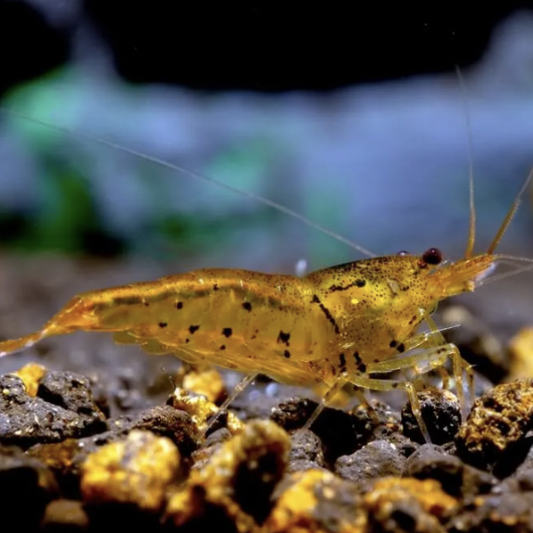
[288,429,326,472]
[191,427,233,470]
[0,445,58,530]
[28,405,197,498]
[112,404,198,458]
[405,443,496,498]
[85,375,111,419]
[335,439,405,483]
[269,397,321,431]
[203,427,233,448]
[112,369,154,412]
[449,492,533,533]
[85,503,162,532]
[385,432,419,458]
[514,444,533,477]
[402,388,461,445]
[0,374,107,449]
[270,397,368,462]
[28,439,86,499]
[353,399,420,458]
[499,445,533,493]
[37,370,107,426]
[204,408,230,436]
[516,470,533,492]
[440,303,508,384]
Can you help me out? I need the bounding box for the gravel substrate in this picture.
[1,255,532,533]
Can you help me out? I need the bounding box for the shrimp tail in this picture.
[0,330,49,357]
[0,296,97,358]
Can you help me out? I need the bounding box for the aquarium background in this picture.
[0,3,532,276]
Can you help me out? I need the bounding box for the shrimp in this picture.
[0,108,532,442]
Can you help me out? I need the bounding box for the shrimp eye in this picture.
[422,247,443,265]
[397,250,410,256]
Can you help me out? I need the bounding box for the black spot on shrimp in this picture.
[277,330,291,346]
[311,294,339,334]
[353,351,366,372]
[339,352,347,372]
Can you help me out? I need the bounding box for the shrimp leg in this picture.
[367,343,472,421]
[203,372,259,436]
[302,373,349,431]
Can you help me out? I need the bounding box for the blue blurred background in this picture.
[0,2,532,277]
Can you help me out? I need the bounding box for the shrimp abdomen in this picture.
[0,268,327,370]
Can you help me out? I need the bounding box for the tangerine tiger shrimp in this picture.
[0,107,532,443]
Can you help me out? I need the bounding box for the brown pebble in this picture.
[41,499,89,532]
[81,429,180,512]
[166,420,290,531]
[11,363,46,396]
[168,387,243,435]
[363,477,458,532]
[456,378,533,477]
[182,366,226,404]
[265,469,365,533]
[508,327,533,381]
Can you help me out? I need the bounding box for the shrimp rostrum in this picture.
[1,166,532,442]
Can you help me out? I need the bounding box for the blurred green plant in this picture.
[0,162,124,256]
[0,68,289,261]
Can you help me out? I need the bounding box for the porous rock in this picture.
[335,439,405,483]
[402,389,461,445]
[166,419,290,531]
[405,444,496,498]
[456,378,533,477]
[0,374,107,449]
[80,429,180,511]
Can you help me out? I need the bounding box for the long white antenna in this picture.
[455,65,476,259]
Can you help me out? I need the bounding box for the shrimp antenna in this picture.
[0,107,376,259]
[487,166,533,255]
[455,65,476,259]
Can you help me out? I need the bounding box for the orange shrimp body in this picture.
[0,251,494,394]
